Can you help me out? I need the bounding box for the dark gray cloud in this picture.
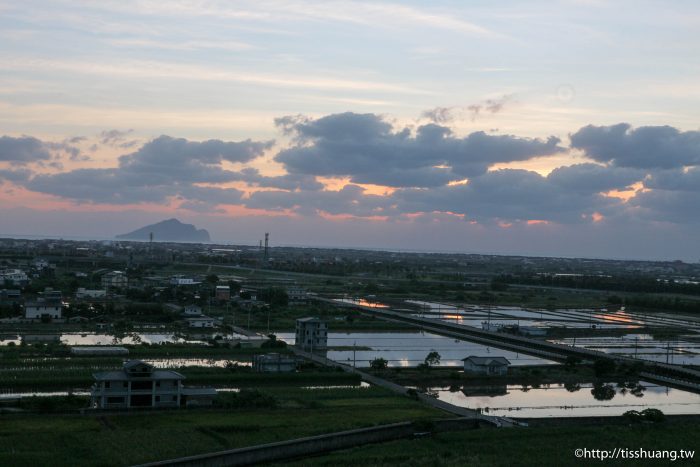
[628,190,700,224]
[0,136,52,164]
[392,169,622,224]
[0,168,33,183]
[570,123,700,169]
[25,135,271,207]
[547,163,644,193]
[274,112,562,187]
[245,184,391,217]
[643,167,700,192]
[232,168,324,191]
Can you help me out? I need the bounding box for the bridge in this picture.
[317,297,700,394]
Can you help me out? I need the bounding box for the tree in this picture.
[424,351,441,367]
[369,357,388,370]
[205,274,219,285]
[593,358,616,377]
[591,382,616,401]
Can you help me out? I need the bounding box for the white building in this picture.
[0,269,29,286]
[462,356,510,376]
[186,316,216,328]
[286,286,308,303]
[33,259,50,270]
[90,360,217,409]
[25,299,63,319]
[295,317,328,351]
[170,276,200,286]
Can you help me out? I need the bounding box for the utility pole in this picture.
[353,340,356,368]
[264,233,269,262]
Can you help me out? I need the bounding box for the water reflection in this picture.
[276,331,555,367]
[424,381,700,418]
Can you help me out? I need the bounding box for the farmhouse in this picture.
[90,360,217,409]
[462,356,511,376]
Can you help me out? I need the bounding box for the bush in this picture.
[623,408,665,423]
[641,408,665,423]
[593,358,616,377]
[370,357,388,370]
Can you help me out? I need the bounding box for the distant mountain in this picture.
[116,219,211,243]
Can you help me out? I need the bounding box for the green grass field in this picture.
[288,422,700,466]
[0,386,441,466]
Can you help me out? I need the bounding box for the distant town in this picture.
[1,236,699,464]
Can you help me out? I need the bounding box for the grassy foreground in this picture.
[289,422,700,466]
[0,386,441,467]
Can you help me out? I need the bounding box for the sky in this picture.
[1,0,700,261]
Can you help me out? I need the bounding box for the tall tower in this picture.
[264,233,269,261]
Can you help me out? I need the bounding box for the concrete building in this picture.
[215,285,230,301]
[182,305,203,316]
[295,317,328,351]
[0,289,21,304]
[186,316,216,328]
[90,360,217,409]
[170,276,200,286]
[286,286,308,304]
[252,353,297,373]
[462,356,510,376]
[0,269,29,286]
[24,299,62,319]
[101,271,128,289]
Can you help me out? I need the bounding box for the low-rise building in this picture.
[0,289,21,304]
[286,286,308,304]
[24,299,63,319]
[101,271,128,289]
[252,353,297,373]
[182,305,202,316]
[90,360,217,409]
[462,356,510,376]
[186,316,216,328]
[0,269,29,286]
[215,285,230,301]
[170,276,200,286]
[295,317,328,351]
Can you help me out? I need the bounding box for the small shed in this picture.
[462,356,510,376]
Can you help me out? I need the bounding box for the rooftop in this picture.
[461,356,510,366]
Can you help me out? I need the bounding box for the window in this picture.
[106,396,124,404]
[105,382,110,388]
[155,396,160,402]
